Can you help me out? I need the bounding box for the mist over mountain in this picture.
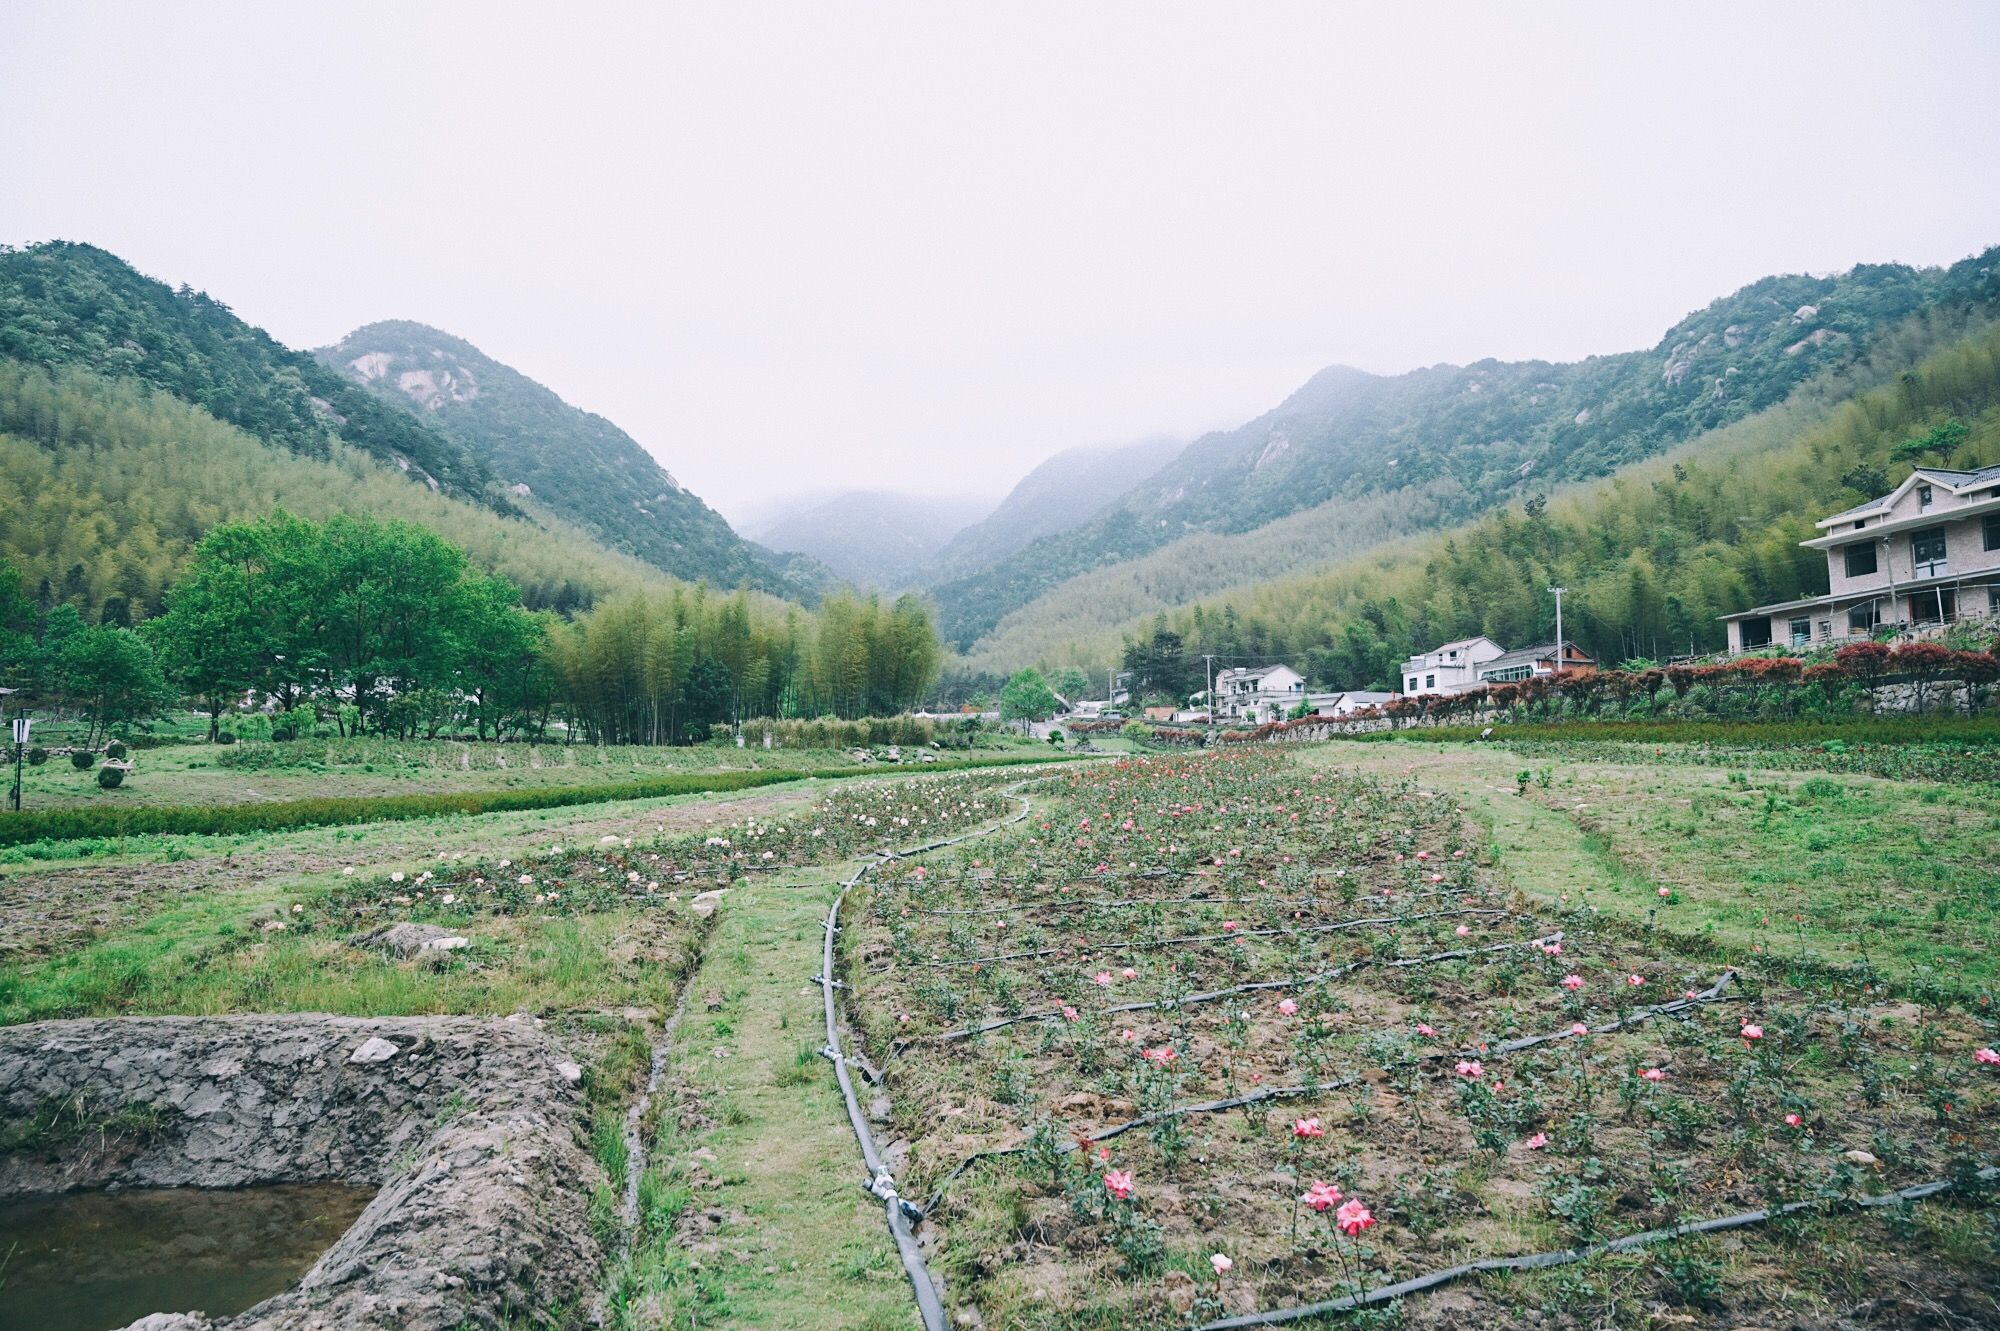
[743,489,995,590]
[922,434,1186,586]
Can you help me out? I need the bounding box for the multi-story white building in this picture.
[1212,664,1307,721]
[1399,636,1505,697]
[1721,464,2000,651]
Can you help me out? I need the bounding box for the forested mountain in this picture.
[0,362,694,620]
[923,434,1185,584]
[745,489,994,589]
[995,309,2000,689]
[935,249,2000,650]
[317,320,825,600]
[0,242,506,508]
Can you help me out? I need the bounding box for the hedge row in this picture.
[1339,716,2000,748]
[0,752,1071,849]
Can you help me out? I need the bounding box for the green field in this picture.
[2,728,1994,1329]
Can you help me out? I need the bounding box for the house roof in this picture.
[1215,663,1298,682]
[1815,463,2000,531]
[1720,566,2000,620]
[1477,641,1594,673]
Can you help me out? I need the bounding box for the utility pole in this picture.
[1548,587,1567,677]
[1202,654,1217,723]
[9,710,30,812]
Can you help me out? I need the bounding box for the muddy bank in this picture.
[0,1014,606,1330]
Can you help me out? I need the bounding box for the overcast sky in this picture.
[5,3,1998,521]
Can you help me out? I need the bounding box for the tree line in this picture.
[0,512,944,745]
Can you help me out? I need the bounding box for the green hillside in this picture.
[0,360,699,620]
[1037,311,2000,689]
[316,320,826,600]
[0,242,506,509]
[936,248,2000,651]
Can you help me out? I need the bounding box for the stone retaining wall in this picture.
[0,1014,605,1331]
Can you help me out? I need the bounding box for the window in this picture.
[1406,677,1417,692]
[1847,603,1878,635]
[1843,542,1878,578]
[1740,617,1771,648]
[1912,587,1956,625]
[1817,620,1832,640]
[1985,513,1999,552]
[1911,526,1948,577]
[1918,484,1933,512]
[1991,585,2000,615]
[1424,674,1435,690]
[1788,617,1811,646]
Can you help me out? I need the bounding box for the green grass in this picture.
[0,750,1073,850]
[603,859,922,1331]
[1309,741,2000,994]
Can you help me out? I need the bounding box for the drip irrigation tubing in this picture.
[817,774,1052,1331]
[920,969,1739,1211]
[903,930,1567,1049]
[1191,1165,1999,1329]
[914,907,1511,968]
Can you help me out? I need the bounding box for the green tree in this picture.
[1889,418,1969,467]
[999,668,1060,722]
[59,624,173,745]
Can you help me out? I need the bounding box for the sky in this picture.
[4,3,1999,523]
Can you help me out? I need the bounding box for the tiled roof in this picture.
[1916,462,2000,487]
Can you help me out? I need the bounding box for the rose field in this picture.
[838,748,2000,1328]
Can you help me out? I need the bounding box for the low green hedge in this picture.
[1338,716,2000,747]
[0,751,1073,848]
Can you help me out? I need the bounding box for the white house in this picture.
[1306,690,1395,717]
[1399,637,1506,697]
[1212,664,1307,721]
[1720,464,2000,651]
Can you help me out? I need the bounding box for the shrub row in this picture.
[0,751,1072,848]
[1339,715,2000,748]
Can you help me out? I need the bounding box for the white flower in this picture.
[342,866,356,876]
[518,874,534,884]
[440,892,456,905]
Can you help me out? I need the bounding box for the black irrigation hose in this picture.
[1192,1165,2000,1329]
[915,907,1511,969]
[920,970,1740,1211]
[904,930,1567,1049]
[818,776,1051,1331]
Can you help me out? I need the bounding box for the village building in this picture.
[1398,637,1505,697]
[1721,465,2000,651]
[1474,641,1598,684]
[1306,690,1396,717]
[1211,664,1307,721]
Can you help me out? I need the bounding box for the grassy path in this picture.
[1306,738,2000,990]
[610,860,918,1331]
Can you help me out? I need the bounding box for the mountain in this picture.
[933,249,2000,651]
[745,489,995,589]
[0,242,505,508]
[316,321,825,600]
[924,434,1186,584]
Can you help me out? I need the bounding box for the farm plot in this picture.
[843,750,2000,1328]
